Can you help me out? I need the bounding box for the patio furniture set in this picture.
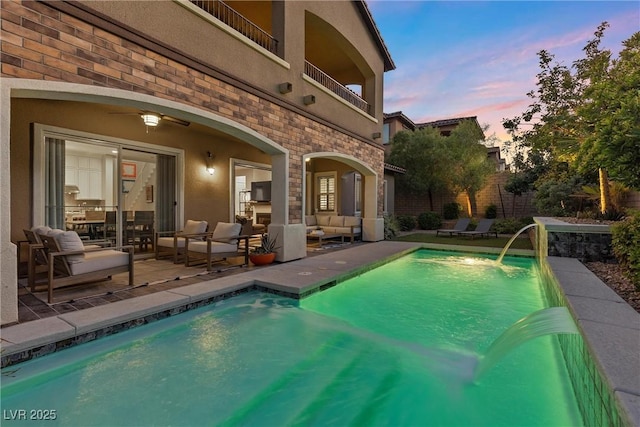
[436,218,498,239]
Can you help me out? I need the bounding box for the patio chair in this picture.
[130,210,155,252]
[37,230,134,304]
[457,219,498,239]
[24,226,107,289]
[155,220,209,263]
[184,222,249,271]
[436,218,471,237]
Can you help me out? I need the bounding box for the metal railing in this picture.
[190,0,278,54]
[304,61,371,114]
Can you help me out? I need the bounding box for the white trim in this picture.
[302,74,379,123]
[175,0,290,70]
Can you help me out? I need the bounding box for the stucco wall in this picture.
[1,0,388,324]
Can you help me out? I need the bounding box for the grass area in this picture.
[392,233,534,250]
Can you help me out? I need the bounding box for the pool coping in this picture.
[1,241,638,425]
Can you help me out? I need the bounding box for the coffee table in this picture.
[306,232,343,248]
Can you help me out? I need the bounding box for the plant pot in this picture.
[249,252,276,266]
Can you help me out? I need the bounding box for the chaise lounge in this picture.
[436,218,471,237]
[456,219,497,239]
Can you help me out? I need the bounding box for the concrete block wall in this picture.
[394,172,536,218]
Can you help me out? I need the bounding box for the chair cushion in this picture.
[211,222,241,244]
[317,215,331,226]
[183,220,208,235]
[31,225,52,236]
[187,241,238,254]
[70,250,129,275]
[344,216,361,227]
[56,231,85,264]
[329,216,345,227]
[157,236,186,249]
[46,229,65,238]
[305,215,317,226]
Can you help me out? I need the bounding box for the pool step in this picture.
[220,332,400,426]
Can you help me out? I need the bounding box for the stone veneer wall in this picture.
[534,217,613,262]
[1,0,385,224]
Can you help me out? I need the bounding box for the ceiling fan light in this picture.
[141,113,161,127]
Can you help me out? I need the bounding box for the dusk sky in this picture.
[368,1,640,145]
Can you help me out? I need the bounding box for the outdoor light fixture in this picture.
[372,132,382,139]
[206,151,215,175]
[303,95,316,105]
[278,82,292,94]
[141,113,161,127]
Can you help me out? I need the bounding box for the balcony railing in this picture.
[304,61,371,115]
[190,0,278,54]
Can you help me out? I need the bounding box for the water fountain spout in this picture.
[496,223,537,264]
[473,307,578,381]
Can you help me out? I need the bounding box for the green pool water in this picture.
[1,250,582,426]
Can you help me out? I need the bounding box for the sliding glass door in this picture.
[36,126,179,252]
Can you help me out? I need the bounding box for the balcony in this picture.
[304,61,371,115]
[189,0,278,54]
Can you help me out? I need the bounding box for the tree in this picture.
[386,128,451,211]
[503,23,640,215]
[577,31,640,190]
[446,121,495,217]
[387,120,494,216]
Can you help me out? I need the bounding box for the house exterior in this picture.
[0,0,395,325]
[383,111,514,217]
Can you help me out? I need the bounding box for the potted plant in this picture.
[249,233,279,265]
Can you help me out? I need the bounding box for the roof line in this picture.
[354,1,396,72]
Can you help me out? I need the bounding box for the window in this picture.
[383,123,390,144]
[316,172,336,212]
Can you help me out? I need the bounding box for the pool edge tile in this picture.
[58,291,191,334]
[0,317,76,357]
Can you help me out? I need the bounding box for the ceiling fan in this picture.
[108,110,190,127]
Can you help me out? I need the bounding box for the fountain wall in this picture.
[534,217,614,262]
[534,217,640,427]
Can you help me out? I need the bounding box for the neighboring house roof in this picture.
[354,1,396,72]
[383,111,416,130]
[384,162,406,174]
[416,116,479,129]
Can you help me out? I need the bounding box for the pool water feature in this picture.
[1,250,583,426]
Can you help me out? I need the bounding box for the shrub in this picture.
[384,214,399,240]
[492,217,532,235]
[611,210,640,290]
[396,215,417,231]
[485,204,498,219]
[443,202,461,220]
[417,212,442,230]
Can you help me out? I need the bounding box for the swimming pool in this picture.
[1,250,583,426]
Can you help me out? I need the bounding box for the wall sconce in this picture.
[303,95,316,105]
[141,113,161,127]
[372,132,382,139]
[206,151,215,175]
[278,82,292,94]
